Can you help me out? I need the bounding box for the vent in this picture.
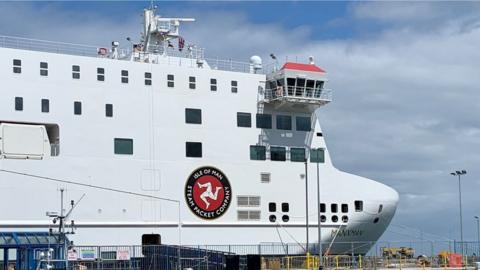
[260,173,271,183]
[237,196,261,207]
[237,210,261,221]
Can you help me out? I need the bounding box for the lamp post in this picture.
[311,148,325,270]
[475,216,480,257]
[450,170,466,257]
[304,159,310,253]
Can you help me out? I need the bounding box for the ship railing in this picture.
[204,57,255,73]
[263,86,332,104]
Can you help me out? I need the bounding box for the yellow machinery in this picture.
[381,247,415,258]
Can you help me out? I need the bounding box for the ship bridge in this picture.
[260,61,332,112]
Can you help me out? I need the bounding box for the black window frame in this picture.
[74,101,82,115]
[72,65,80,79]
[105,104,113,117]
[331,203,338,213]
[310,148,325,163]
[270,146,286,161]
[210,78,217,91]
[185,108,202,124]
[296,116,312,131]
[97,67,105,81]
[276,115,292,130]
[290,148,306,162]
[13,59,22,74]
[167,74,174,88]
[40,62,48,76]
[41,99,49,113]
[256,113,272,129]
[189,76,196,89]
[355,200,364,212]
[114,138,134,155]
[281,203,289,212]
[250,145,266,161]
[237,112,252,128]
[341,204,348,213]
[121,70,129,84]
[15,97,23,111]
[269,202,276,212]
[231,80,238,93]
[145,72,152,86]
[186,142,202,158]
[320,203,326,213]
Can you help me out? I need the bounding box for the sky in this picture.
[1,1,480,246]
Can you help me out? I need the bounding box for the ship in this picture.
[0,6,399,255]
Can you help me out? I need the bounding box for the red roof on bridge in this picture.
[281,62,326,73]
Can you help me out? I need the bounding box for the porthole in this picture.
[282,215,290,222]
[332,215,338,223]
[373,217,380,224]
[269,215,276,223]
[342,216,348,223]
[320,215,326,223]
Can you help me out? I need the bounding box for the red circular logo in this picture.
[185,167,231,220]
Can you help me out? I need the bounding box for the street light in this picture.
[450,170,467,256]
[475,216,479,257]
[311,148,325,270]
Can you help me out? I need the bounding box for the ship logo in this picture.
[185,166,232,220]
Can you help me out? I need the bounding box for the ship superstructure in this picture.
[0,7,398,255]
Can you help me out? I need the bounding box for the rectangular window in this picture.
[40,62,48,76]
[237,112,251,128]
[354,200,363,212]
[186,142,202,158]
[310,148,325,163]
[105,104,113,117]
[250,145,266,160]
[296,116,312,131]
[121,70,128,84]
[145,72,152,86]
[260,172,271,183]
[256,114,272,129]
[167,74,174,88]
[231,80,238,93]
[72,65,80,79]
[290,148,306,162]
[74,101,82,115]
[185,108,202,124]
[97,67,105,81]
[237,196,260,207]
[281,203,289,212]
[341,204,348,213]
[269,202,276,212]
[189,76,196,89]
[210,78,217,91]
[320,203,326,213]
[41,99,49,113]
[237,210,260,221]
[276,115,292,130]
[114,138,133,155]
[270,146,286,161]
[331,204,338,213]
[15,97,23,111]
[13,59,21,73]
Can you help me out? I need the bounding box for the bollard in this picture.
[359,255,362,270]
[336,256,339,270]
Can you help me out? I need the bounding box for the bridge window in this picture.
[269,202,276,212]
[145,72,152,86]
[231,80,238,93]
[355,200,364,212]
[121,70,129,84]
[237,112,251,127]
[296,116,311,131]
[270,146,286,161]
[290,148,306,162]
[167,74,174,87]
[320,203,326,213]
[341,204,348,213]
[41,99,49,113]
[256,114,272,129]
[15,97,23,111]
[40,62,48,76]
[114,138,133,155]
[97,68,105,81]
[250,145,266,160]
[105,104,113,117]
[72,65,80,79]
[281,203,289,212]
[210,78,217,91]
[186,142,202,158]
[310,148,325,163]
[185,108,202,124]
[13,59,21,73]
[331,203,338,213]
[276,115,292,130]
[74,101,82,115]
[189,76,196,89]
